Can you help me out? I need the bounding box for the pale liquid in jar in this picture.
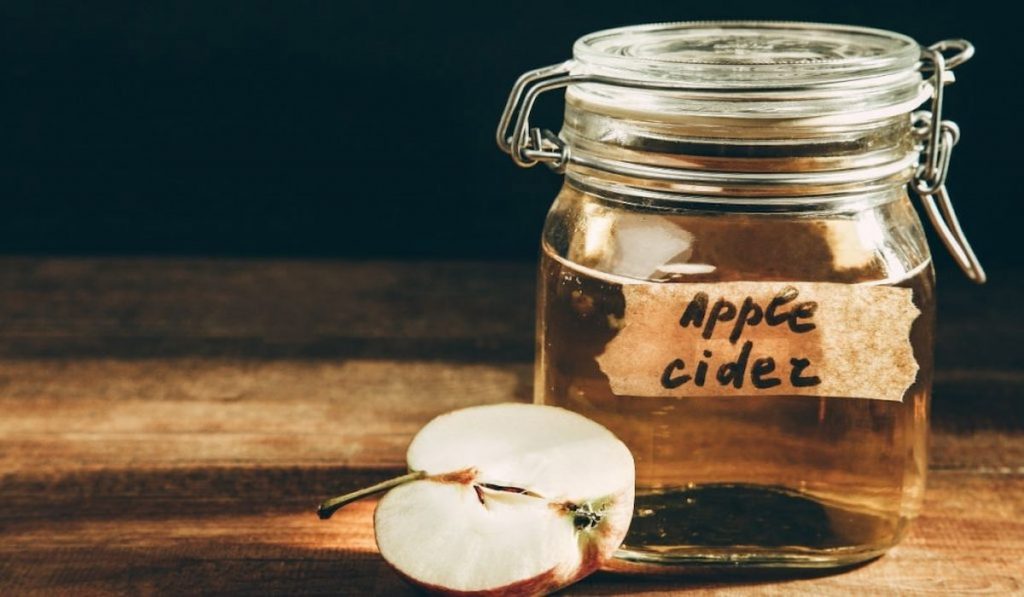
[535,188,935,566]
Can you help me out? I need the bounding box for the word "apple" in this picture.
[659,286,822,392]
[680,286,818,344]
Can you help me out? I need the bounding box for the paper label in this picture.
[595,282,920,402]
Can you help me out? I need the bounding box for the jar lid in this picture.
[567,21,930,121]
[573,21,920,89]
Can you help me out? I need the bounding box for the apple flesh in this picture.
[318,403,635,596]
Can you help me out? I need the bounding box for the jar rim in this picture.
[573,21,921,90]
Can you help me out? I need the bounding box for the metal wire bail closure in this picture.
[495,61,704,171]
[495,35,986,283]
[495,61,575,171]
[912,40,986,284]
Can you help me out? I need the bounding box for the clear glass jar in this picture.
[498,22,984,569]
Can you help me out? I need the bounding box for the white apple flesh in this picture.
[319,403,635,596]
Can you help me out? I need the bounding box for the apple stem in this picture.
[317,470,426,519]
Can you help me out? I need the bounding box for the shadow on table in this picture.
[3,464,878,595]
[573,560,875,594]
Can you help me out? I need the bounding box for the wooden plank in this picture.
[0,358,1021,478]
[0,258,536,360]
[0,359,531,476]
[1,472,1020,595]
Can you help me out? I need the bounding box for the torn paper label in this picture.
[595,281,920,402]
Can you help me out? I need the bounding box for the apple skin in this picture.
[376,493,628,597]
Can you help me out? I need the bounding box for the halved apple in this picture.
[318,403,635,596]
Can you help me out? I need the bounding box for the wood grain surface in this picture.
[1,259,1021,595]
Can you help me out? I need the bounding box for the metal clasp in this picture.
[495,60,576,171]
[496,62,692,171]
[912,40,986,283]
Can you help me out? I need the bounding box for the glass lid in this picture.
[573,21,922,88]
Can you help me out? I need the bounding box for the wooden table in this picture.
[1,259,1021,595]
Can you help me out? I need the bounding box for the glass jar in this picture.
[497,22,984,570]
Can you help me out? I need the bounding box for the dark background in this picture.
[0,1,1017,271]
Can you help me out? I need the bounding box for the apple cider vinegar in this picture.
[497,22,983,569]
[535,186,936,565]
